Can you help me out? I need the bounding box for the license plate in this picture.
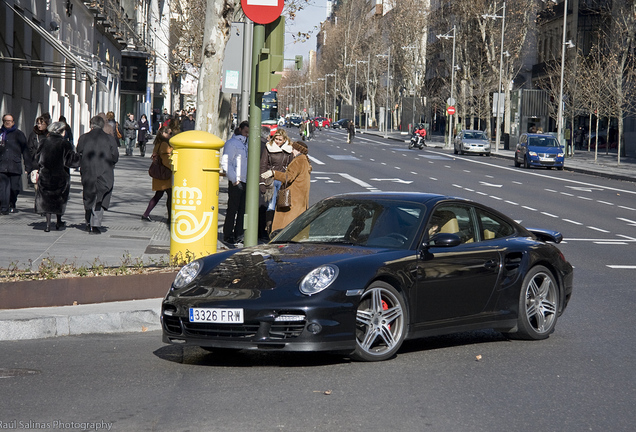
[540,157,554,161]
[189,308,244,323]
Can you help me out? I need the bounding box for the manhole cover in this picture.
[0,368,41,378]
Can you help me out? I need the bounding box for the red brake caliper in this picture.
[382,300,390,330]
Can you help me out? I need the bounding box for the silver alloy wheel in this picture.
[523,269,558,336]
[353,282,406,361]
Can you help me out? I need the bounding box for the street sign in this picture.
[447,97,456,106]
[241,0,284,25]
[447,106,456,115]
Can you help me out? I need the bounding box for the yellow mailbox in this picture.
[169,130,225,262]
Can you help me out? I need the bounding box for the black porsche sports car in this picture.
[162,192,573,361]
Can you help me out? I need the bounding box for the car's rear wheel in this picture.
[352,282,407,362]
[507,265,559,340]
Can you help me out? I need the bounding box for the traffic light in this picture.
[295,55,303,70]
[257,16,285,93]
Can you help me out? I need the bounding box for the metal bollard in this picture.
[169,131,225,263]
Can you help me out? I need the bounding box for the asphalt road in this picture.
[1,128,635,431]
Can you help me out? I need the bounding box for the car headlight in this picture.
[557,152,564,157]
[172,260,202,290]
[529,151,538,156]
[299,265,339,296]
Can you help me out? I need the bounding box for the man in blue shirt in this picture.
[221,121,249,245]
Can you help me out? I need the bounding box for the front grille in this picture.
[183,322,260,338]
[539,153,556,159]
[270,322,305,339]
[163,316,182,334]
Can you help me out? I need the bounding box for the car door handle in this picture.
[484,259,498,270]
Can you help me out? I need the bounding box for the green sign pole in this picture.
[244,23,265,247]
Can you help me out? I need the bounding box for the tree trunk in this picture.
[195,0,238,140]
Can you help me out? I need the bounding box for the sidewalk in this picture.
[0,146,229,341]
[2,132,635,342]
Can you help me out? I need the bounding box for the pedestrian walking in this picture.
[181,112,195,131]
[124,113,138,156]
[221,120,249,245]
[141,126,173,223]
[34,122,79,232]
[26,116,49,187]
[76,115,120,234]
[574,126,585,150]
[346,119,355,143]
[137,114,150,157]
[260,140,312,232]
[59,115,73,147]
[0,113,32,214]
[259,129,293,236]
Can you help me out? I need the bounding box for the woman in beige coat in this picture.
[141,126,173,223]
[262,141,312,232]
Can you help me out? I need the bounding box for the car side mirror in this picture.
[423,233,462,249]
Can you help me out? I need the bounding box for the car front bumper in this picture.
[161,293,357,352]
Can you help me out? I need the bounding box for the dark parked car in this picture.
[288,116,302,127]
[514,133,565,169]
[331,118,351,129]
[162,192,573,362]
[454,130,491,156]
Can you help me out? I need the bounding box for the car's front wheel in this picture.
[352,282,407,361]
[507,265,559,340]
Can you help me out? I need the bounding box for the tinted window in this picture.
[476,208,515,241]
[427,205,476,244]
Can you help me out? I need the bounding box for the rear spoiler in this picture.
[526,228,563,244]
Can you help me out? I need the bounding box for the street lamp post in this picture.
[376,47,391,139]
[556,0,568,154]
[483,1,506,153]
[346,62,358,128]
[333,69,337,121]
[356,60,368,131]
[437,26,456,149]
[324,73,334,119]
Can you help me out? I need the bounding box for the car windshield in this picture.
[272,198,426,249]
[528,136,559,147]
[464,132,487,140]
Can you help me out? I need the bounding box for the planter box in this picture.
[0,272,177,310]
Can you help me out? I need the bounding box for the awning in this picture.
[4,1,96,84]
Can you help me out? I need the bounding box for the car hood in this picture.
[175,243,413,298]
[527,145,562,154]
[462,139,489,145]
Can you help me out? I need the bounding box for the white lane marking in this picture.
[619,205,636,211]
[485,175,494,178]
[618,217,636,226]
[596,242,628,245]
[411,172,418,175]
[429,177,438,181]
[617,234,636,240]
[463,170,471,173]
[578,196,593,200]
[480,181,503,188]
[563,219,583,225]
[308,155,325,165]
[370,178,413,184]
[523,206,537,211]
[476,191,488,196]
[339,173,375,189]
[513,181,523,185]
[566,186,606,192]
[597,200,615,206]
[560,192,574,196]
[505,200,519,205]
[541,212,559,218]
[452,184,463,188]
[465,188,475,192]
[545,189,558,193]
[490,196,503,200]
[588,226,610,233]
[607,265,636,269]
[565,237,636,242]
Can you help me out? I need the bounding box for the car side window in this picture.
[476,208,515,241]
[427,205,476,244]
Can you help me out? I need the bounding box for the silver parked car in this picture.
[454,130,491,156]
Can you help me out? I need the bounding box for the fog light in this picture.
[307,323,322,335]
[275,314,305,322]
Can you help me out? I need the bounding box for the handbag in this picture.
[276,171,291,211]
[148,153,172,180]
[30,170,39,184]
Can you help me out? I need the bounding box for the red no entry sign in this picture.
[447,106,456,115]
[241,0,285,25]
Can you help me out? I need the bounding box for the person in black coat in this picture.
[34,122,80,232]
[137,114,150,157]
[26,116,49,185]
[76,115,120,234]
[1,113,32,214]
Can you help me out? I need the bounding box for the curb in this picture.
[0,298,162,341]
